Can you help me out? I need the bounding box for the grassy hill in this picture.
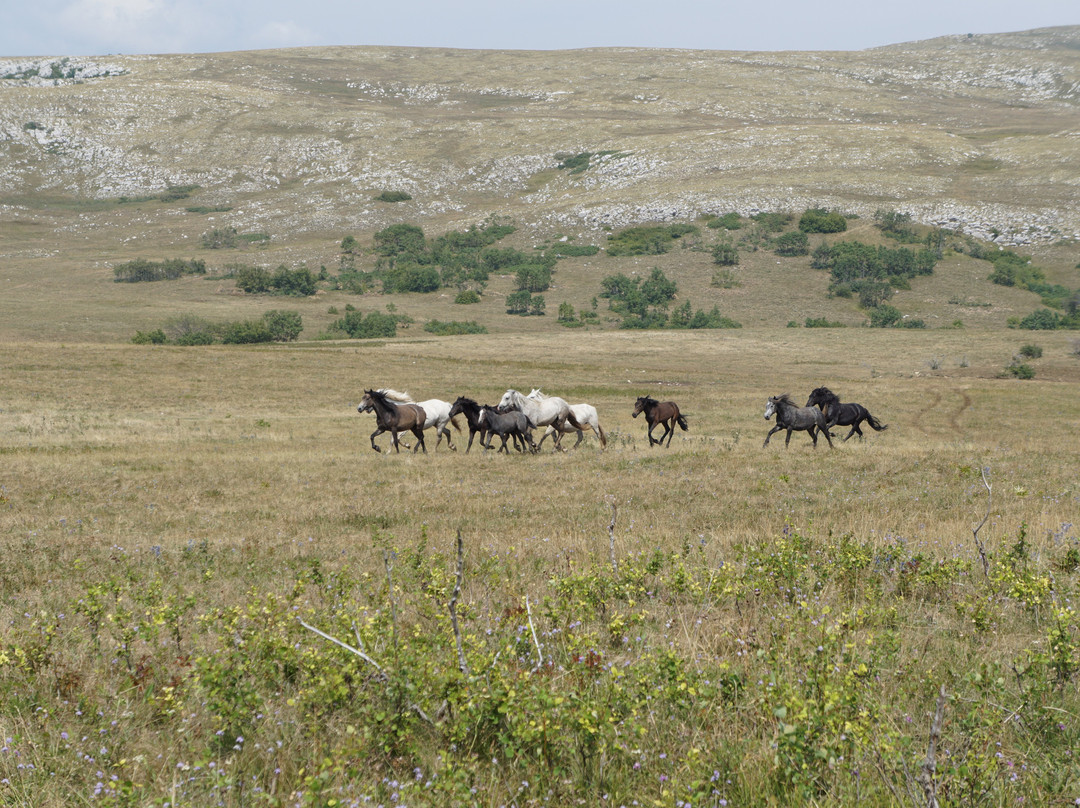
[1,28,1078,342]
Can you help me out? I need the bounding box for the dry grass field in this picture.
[2,329,1080,806]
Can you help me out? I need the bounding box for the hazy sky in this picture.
[1,0,1076,57]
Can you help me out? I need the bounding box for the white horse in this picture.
[528,389,607,451]
[497,389,583,451]
[359,389,461,450]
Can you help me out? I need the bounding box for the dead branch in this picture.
[298,619,384,674]
[972,466,991,579]
[917,684,947,808]
[449,530,470,676]
[526,595,543,671]
[607,498,619,575]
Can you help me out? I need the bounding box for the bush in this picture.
[235,265,271,293]
[868,304,903,328]
[1019,344,1043,359]
[752,212,791,232]
[1017,309,1064,330]
[711,243,739,266]
[454,290,481,304]
[270,266,317,296]
[707,212,742,230]
[606,224,699,256]
[220,319,274,344]
[1005,363,1036,379]
[329,310,398,339]
[514,264,552,293]
[640,268,677,306]
[201,227,238,249]
[548,243,600,257]
[422,319,487,335]
[113,258,206,283]
[131,328,167,344]
[262,310,304,342]
[375,191,412,202]
[381,264,440,294]
[805,318,845,328]
[798,209,847,233]
[774,231,809,257]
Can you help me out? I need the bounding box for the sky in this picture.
[1,0,1076,58]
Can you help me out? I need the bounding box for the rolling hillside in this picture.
[1,27,1078,341]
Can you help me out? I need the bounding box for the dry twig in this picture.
[449,530,469,676]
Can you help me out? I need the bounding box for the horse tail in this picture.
[676,413,689,431]
[866,411,888,431]
[566,410,586,431]
[449,415,463,432]
[596,421,607,449]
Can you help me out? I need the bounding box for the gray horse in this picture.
[763,394,834,449]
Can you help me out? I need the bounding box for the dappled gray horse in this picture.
[763,393,833,449]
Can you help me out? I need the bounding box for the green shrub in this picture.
[1006,363,1036,379]
[640,268,677,306]
[375,191,412,202]
[514,264,552,292]
[557,302,577,323]
[201,227,238,249]
[262,310,304,342]
[329,310,398,338]
[381,264,441,294]
[235,265,271,293]
[454,290,481,304]
[1019,344,1043,359]
[707,212,742,230]
[711,243,739,266]
[270,266,317,296]
[113,258,206,283]
[173,330,215,346]
[422,319,488,335]
[805,318,845,328]
[711,268,739,288]
[798,208,847,233]
[1017,309,1064,330]
[548,243,600,257]
[131,328,168,344]
[221,319,274,344]
[773,231,809,256]
[868,304,903,328]
[506,291,545,315]
[606,224,699,256]
[752,211,791,232]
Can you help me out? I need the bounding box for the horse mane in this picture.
[774,393,795,406]
[527,388,547,400]
[813,387,840,406]
[638,395,659,406]
[377,388,413,403]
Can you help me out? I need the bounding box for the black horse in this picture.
[448,396,488,453]
[805,387,887,441]
[763,394,833,449]
[478,406,536,454]
[632,396,688,447]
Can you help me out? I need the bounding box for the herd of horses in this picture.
[356,386,885,454]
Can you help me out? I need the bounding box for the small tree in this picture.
[869,304,902,328]
[557,302,576,323]
[712,242,739,266]
[263,310,303,342]
[506,291,531,315]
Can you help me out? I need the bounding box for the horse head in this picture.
[806,387,838,409]
[497,389,521,413]
[358,390,376,413]
[765,394,791,421]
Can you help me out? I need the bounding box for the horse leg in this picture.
[763,425,782,447]
[662,418,675,447]
[370,427,386,453]
[390,428,402,453]
[821,424,834,448]
[647,421,658,446]
[845,422,862,441]
[412,425,427,454]
[573,429,585,449]
[785,428,795,447]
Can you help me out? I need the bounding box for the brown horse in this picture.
[632,396,688,447]
[358,389,428,454]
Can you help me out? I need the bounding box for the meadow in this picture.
[2,328,1079,807]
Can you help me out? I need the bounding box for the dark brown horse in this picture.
[632,396,688,447]
[358,389,427,454]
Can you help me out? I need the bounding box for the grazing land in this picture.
[3,329,1080,806]
[1,26,1080,808]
